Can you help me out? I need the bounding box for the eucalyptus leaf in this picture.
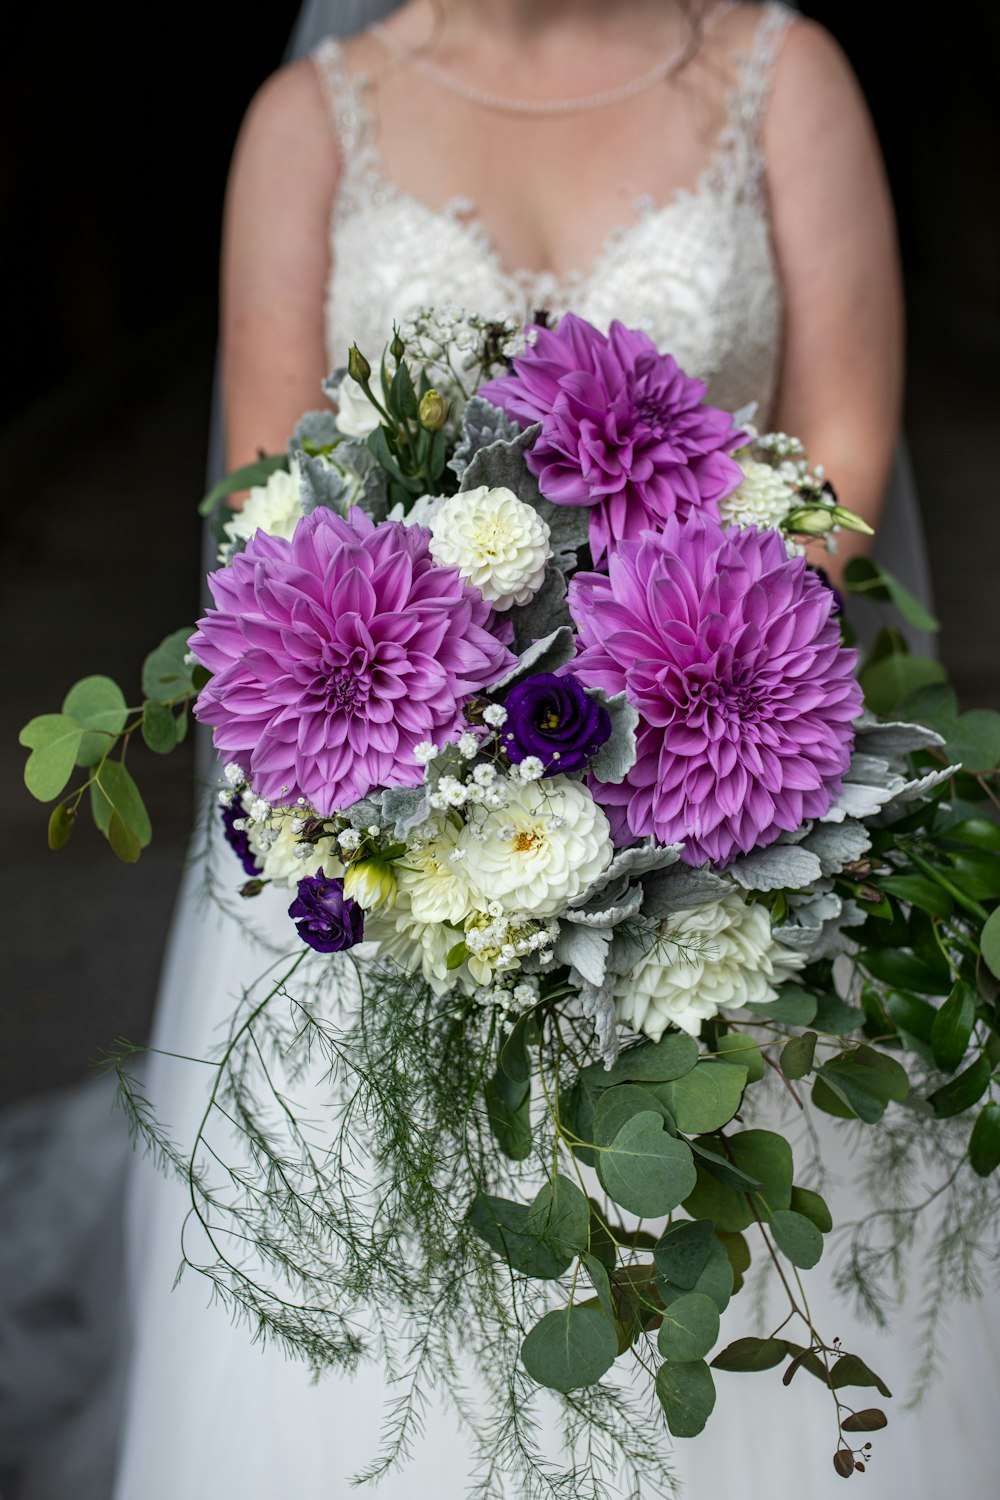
[653,1062,747,1135]
[682,1161,753,1234]
[19,715,84,802]
[769,1209,824,1269]
[108,809,141,863]
[711,1337,788,1373]
[198,455,287,517]
[598,1031,700,1086]
[969,1103,1000,1177]
[928,1055,991,1118]
[653,1218,716,1290]
[484,1078,531,1160]
[141,699,178,756]
[142,628,197,705]
[744,983,818,1026]
[829,1353,892,1399]
[931,980,977,1072]
[715,1033,765,1082]
[592,1085,674,1146]
[597,1112,696,1218]
[790,1185,833,1234]
[655,1359,716,1438]
[47,803,75,850]
[521,1305,618,1393]
[859,653,946,716]
[657,1292,720,1363]
[780,1031,817,1081]
[90,760,152,850]
[63,676,129,765]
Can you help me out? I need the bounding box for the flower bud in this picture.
[831,505,874,536]
[344,855,398,912]
[348,344,371,384]
[418,389,449,431]
[389,329,406,362]
[785,505,836,536]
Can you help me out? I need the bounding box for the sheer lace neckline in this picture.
[316,2,792,307]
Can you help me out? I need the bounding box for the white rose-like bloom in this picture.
[334,373,382,439]
[428,486,552,611]
[718,459,797,532]
[397,823,478,926]
[366,892,458,995]
[247,808,341,888]
[615,890,806,1041]
[460,776,613,918]
[221,461,303,558]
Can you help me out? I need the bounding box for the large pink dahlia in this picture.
[567,513,863,865]
[478,314,744,562]
[190,508,514,813]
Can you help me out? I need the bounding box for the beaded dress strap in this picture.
[708,1,796,197]
[311,38,381,219]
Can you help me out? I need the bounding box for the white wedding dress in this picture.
[108,6,996,1497]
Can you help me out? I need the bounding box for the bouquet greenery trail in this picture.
[19,307,1000,1495]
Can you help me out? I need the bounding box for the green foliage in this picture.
[745,983,818,1025]
[657,1292,720,1363]
[900,682,1000,772]
[769,1209,824,1269]
[658,1233,734,1315]
[142,699,179,755]
[928,1056,991,1118]
[652,1061,747,1134]
[63,676,128,764]
[652,1218,715,1289]
[714,1032,765,1081]
[712,1336,788,1372]
[468,1175,588,1278]
[969,1103,1000,1177]
[981,907,1000,980]
[860,652,946,715]
[198,454,288,516]
[599,1031,700,1085]
[596,1112,696,1218]
[19,714,84,800]
[930,981,977,1072]
[655,1359,716,1438]
[790,1186,833,1235]
[813,1046,909,1124]
[780,1031,817,1080]
[520,1304,618,1392]
[844,556,940,633]
[142,628,198,704]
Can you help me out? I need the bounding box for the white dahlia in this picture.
[717,459,796,532]
[460,776,613,917]
[396,822,478,926]
[247,807,340,888]
[365,893,457,995]
[615,890,806,1041]
[428,486,552,611]
[221,460,303,558]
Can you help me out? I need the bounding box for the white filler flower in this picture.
[247,808,340,888]
[334,374,382,439]
[616,889,805,1040]
[718,459,797,532]
[397,823,477,926]
[222,461,303,556]
[428,486,552,611]
[460,776,613,917]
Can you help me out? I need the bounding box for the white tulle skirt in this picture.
[105,832,1000,1500]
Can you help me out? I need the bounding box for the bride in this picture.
[110,2,991,1496]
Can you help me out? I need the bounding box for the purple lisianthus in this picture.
[220,794,260,877]
[478,314,744,562]
[189,507,514,814]
[568,512,863,866]
[500,672,611,774]
[288,870,364,953]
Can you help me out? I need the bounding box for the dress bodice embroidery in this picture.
[314,2,793,424]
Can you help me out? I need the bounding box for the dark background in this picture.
[2,3,998,1107]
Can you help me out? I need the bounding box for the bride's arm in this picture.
[765,20,904,584]
[220,59,340,478]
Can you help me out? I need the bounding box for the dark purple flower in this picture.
[809,566,844,617]
[568,512,863,866]
[500,672,611,774]
[189,507,514,814]
[478,314,744,562]
[220,795,260,877]
[288,870,364,953]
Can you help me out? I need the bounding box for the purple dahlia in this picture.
[567,512,863,866]
[478,314,744,561]
[190,507,514,813]
[288,871,364,953]
[500,672,611,773]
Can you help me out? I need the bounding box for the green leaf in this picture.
[814,1046,909,1124]
[728,1130,793,1212]
[90,760,152,848]
[744,983,817,1026]
[108,808,141,863]
[769,1209,824,1269]
[860,652,946,715]
[829,1353,892,1399]
[716,1229,752,1291]
[969,1103,1000,1177]
[949,852,1000,902]
[658,1234,734,1315]
[655,1359,716,1438]
[780,1031,817,1081]
[682,1162,753,1233]
[812,993,864,1035]
[712,1336,788,1373]
[468,1175,589,1279]
[981,908,1000,981]
[657,1292,720,1363]
[862,947,952,996]
[593,1084,674,1147]
[19,715,84,801]
[173,708,189,745]
[931,980,977,1072]
[521,1305,618,1393]
[688,1138,763,1193]
[885,989,937,1044]
[524,1174,590,1262]
[844,556,940,633]
[597,1112,697,1218]
[580,1251,617,1325]
[928,1055,992,1118]
[47,803,76,850]
[141,699,178,755]
[653,1062,747,1135]
[715,1032,765,1082]
[445,941,469,971]
[653,1219,715,1290]
[877,875,953,920]
[62,676,129,765]
[600,1031,700,1085]
[790,1185,833,1234]
[499,1013,535,1085]
[142,628,197,704]
[944,818,1000,853]
[900,684,1000,773]
[198,454,287,516]
[484,1077,531,1161]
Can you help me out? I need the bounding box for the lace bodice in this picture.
[314,3,793,423]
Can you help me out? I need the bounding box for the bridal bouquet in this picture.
[20,310,1000,1493]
